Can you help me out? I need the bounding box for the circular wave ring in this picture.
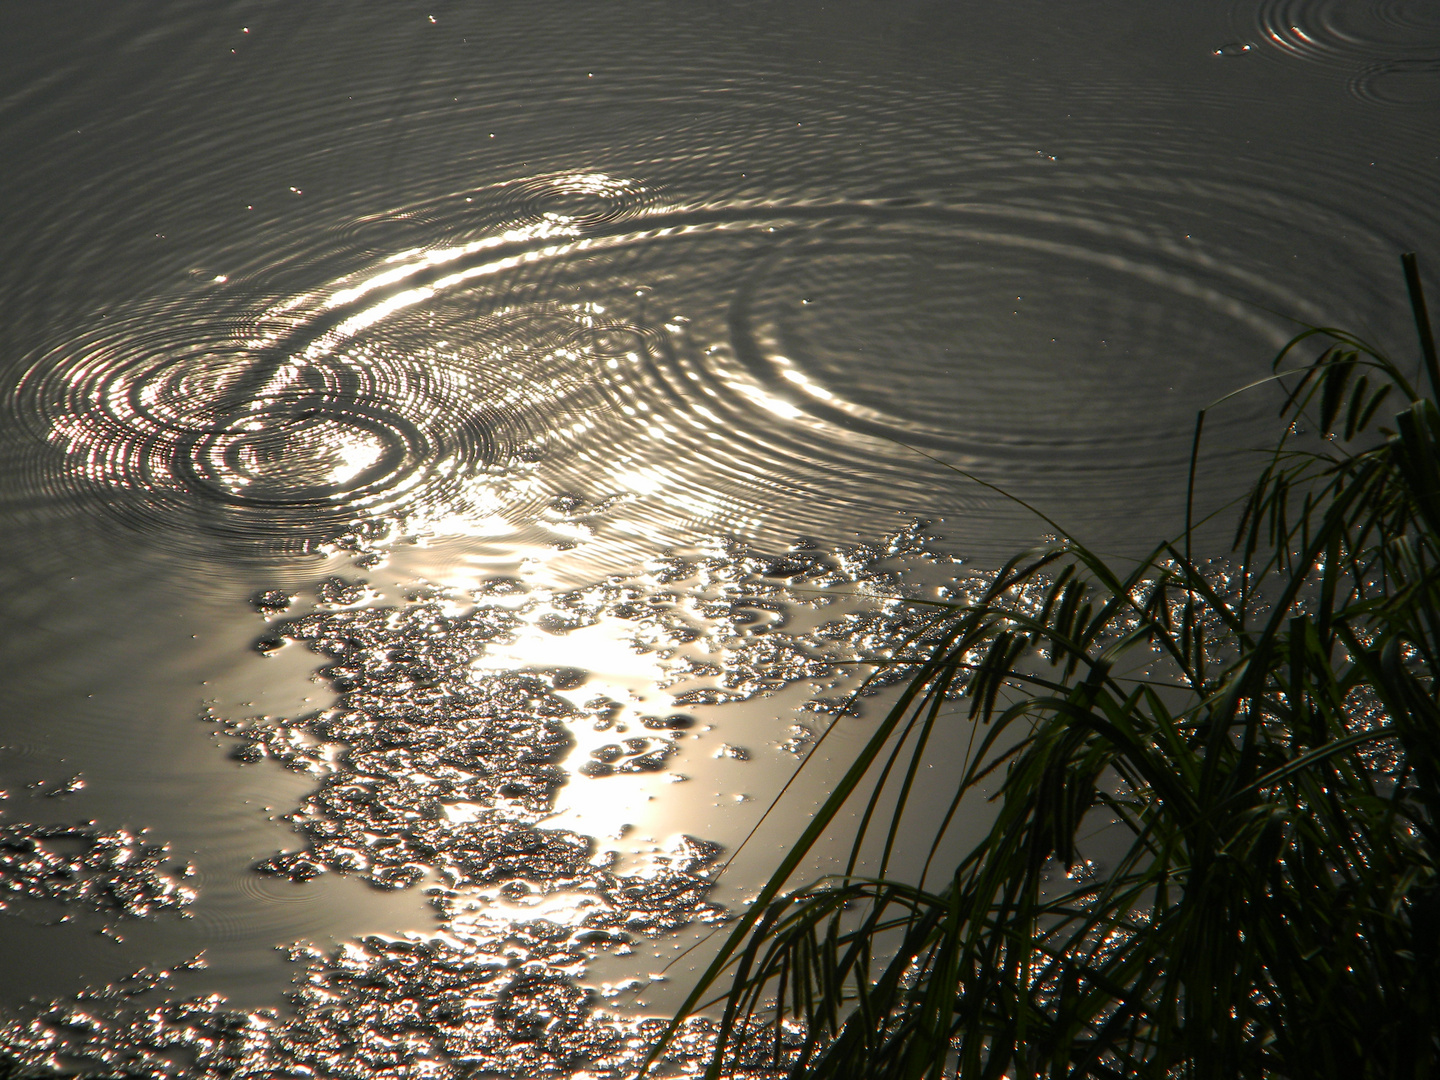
[1253,0,1440,65]
[1351,56,1440,104]
[176,396,433,508]
[480,172,657,230]
[13,304,549,548]
[14,170,1390,552]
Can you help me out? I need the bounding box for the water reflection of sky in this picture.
[0,0,1437,1075]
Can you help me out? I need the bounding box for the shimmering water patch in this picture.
[222,580,735,924]
[0,821,195,920]
[0,536,1289,1078]
[0,524,979,1077]
[0,980,792,1080]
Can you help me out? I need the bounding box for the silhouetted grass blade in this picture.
[652,254,1440,1079]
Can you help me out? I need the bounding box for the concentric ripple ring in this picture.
[11,171,1382,552]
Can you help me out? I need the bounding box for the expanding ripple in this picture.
[1247,0,1440,103]
[13,162,1393,557]
[482,172,659,231]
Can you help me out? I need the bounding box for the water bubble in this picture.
[250,588,295,615]
[0,822,196,919]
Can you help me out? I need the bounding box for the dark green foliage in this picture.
[651,255,1440,1079]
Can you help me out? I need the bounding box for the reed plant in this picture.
[654,254,1440,1079]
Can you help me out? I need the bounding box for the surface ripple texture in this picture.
[0,1,1437,1078]
[14,171,1349,555]
[1247,0,1440,102]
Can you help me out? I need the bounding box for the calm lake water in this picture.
[1,2,1437,1075]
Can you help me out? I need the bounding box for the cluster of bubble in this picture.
[225,528,966,894]
[230,580,720,925]
[0,525,985,1078]
[0,820,196,920]
[0,973,803,1080]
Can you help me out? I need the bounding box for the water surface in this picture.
[0,2,1436,1076]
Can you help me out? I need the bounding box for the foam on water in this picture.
[0,821,195,922]
[0,525,982,1077]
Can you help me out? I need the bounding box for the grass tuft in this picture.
[650,254,1440,1079]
